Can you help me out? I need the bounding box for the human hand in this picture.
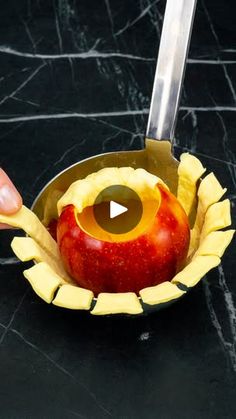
[0,168,22,229]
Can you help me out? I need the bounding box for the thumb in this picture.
[0,168,22,215]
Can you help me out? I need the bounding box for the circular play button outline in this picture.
[93,185,143,235]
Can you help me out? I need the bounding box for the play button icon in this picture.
[110,201,128,219]
[93,185,143,235]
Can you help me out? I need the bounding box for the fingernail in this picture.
[0,184,21,213]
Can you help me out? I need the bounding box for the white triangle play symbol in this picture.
[110,200,128,219]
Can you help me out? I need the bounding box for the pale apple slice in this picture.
[187,228,199,258]
[171,255,220,288]
[200,199,231,240]
[189,173,227,255]
[0,205,58,261]
[52,284,93,310]
[177,153,206,216]
[197,172,227,214]
[91,292,143,315]
[140,281,186,305]
[195,230,235,258]
[11,236,72,283]
[23,262,62,303]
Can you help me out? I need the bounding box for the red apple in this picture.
[56,184,190,295]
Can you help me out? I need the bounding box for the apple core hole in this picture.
[75,196,161,243]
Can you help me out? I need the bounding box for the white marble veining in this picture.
[0,62,46,106]
[0,290,28,345]
[203,266,236,372]
[114,0,160,37]
[216,111,236,189]
[0,46,156,61]
[22,18,37,53]
[10,328,112,416]
[1,45,236,65]
[201,0,236,104]
[53,0,63,53]
[0,257,21,265]
[0,107,236,124]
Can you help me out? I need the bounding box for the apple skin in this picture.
[57,185,190,295]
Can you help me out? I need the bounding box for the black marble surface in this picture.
[0,0,236,418]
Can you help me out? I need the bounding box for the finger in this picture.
[0,223,13,230]
[0,168,22,215]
